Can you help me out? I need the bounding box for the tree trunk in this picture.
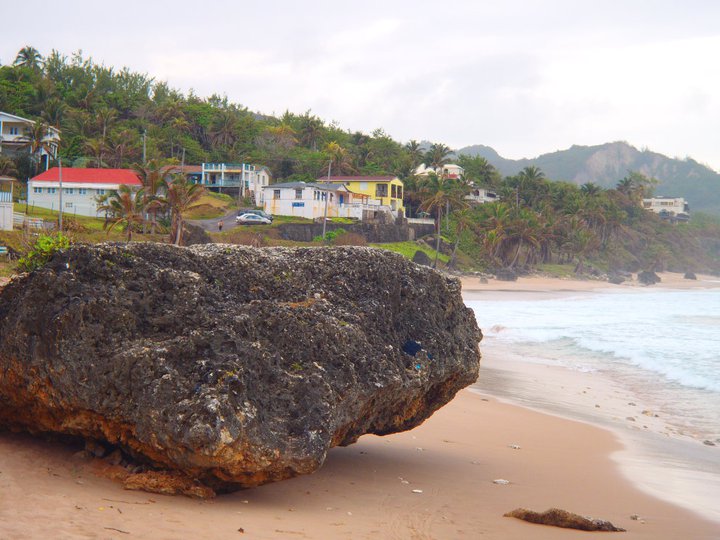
[433,207,442,269]
[174,217,183,246]
[509,239,523,269]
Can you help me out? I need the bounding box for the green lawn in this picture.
[370,241,449,263]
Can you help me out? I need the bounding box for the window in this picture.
[391,185,397,198]
[33,187,42,194]
[9,127,18,135]
[97,189,106,195]
[274,189,281,200]
[64,188,74,195]
[295,188,303,199]
[397,186,403,199]
[48,188,57,194]
[65,202,73,208]
[78,188,87,195]
[375,183,388,198]
[360,182,368,191]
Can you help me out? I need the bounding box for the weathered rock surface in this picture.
[0,243,481,491]
[504,508,626,532]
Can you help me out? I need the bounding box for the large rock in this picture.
[0,243,481,491]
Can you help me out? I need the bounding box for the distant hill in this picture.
[456,141,720,215]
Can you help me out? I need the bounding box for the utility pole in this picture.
[321,160,332,241]
[58,158,63,232]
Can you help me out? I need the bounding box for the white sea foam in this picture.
[467,288,720,523]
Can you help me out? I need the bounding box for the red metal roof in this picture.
[318,175,398,182]
[32,168,142,185]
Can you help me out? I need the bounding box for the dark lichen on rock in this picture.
[0,243,481,491]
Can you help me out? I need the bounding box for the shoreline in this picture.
[464,277,720,532]
[459,271,720,301]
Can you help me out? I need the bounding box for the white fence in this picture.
[13,212,51,230]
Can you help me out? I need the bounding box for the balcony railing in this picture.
[0,192,12,203]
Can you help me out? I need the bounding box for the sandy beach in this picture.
[1,272,719,538]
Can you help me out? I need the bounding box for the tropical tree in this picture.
[419,173,466,268]
[165,174,205,245]
[0,157,18,177]
[21,121,54,174]
[324,142,356,175]
[425,142,453,171]
[134,159,167,234]
[97,185,145,241]
[405,140,424,168]
[14,46,43,71]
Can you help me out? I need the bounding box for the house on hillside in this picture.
[263,180,402,222]
[415,163,464,179]
[642,197,690,223]
[0,111,60,170]
[198,163,271,206]
[161,164,203,184]
[28,168,142,217]
[466,186,498,205]
[0,176,13,231]
[320,176,405,218]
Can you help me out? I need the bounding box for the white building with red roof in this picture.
[28,168,142,217]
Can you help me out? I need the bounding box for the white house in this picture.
[414,163,464,179]
[466,186,498,204]
[262,181,394,221]
[0,111,60,170]
[199,163,271,206]
[642,197,690,222]
[28,168,142,217]
[0,176,13,231]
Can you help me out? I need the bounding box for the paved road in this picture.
[188,209,238,232]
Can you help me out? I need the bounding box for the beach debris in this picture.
[0,243,482,493]
[415,447,425,452]
[508,444,521,450]
[237,528,245,534]
[626,417,636,422]
[493,479,510,485]
[504,508,626,532]
[628,402,637,406]
[411,489,423,494]
[630,514,640,520]
[702,440,716,446]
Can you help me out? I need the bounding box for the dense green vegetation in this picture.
[458,141,720,215]
[1,46,718,275]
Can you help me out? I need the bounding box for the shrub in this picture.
[16,232,71,273]
[313,228,346,244]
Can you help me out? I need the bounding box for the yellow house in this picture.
[321,175,405,215]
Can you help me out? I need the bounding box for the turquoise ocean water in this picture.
[467,289,720,442]
[466,288,720,523]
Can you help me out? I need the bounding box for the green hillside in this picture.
[457,142,720,215]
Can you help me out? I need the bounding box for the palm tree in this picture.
[165,174,205,245]
[208,110,239,147]
[405,140,424,168]
[324,142,356,175]
[0,157,18,178]
[448,208,475,269]
[21,121,54,174]
[97,185,145,241]
[134,160,167,234]
[84,138,108,168]
[419,173,465,268]
[14,46,43,71]
[425,143,452,171]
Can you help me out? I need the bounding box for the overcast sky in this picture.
[3,0,720,169]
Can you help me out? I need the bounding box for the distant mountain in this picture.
[456,141,720,215]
